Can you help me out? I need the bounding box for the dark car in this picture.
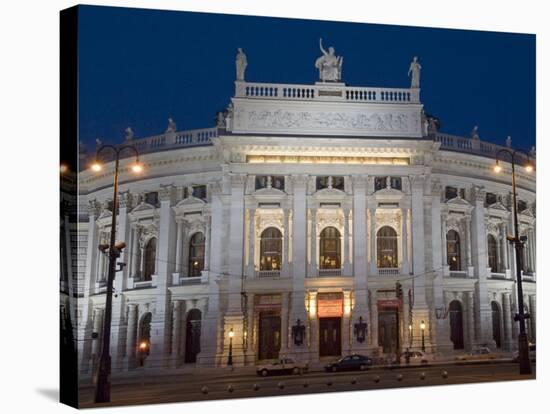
[324,354,373,372]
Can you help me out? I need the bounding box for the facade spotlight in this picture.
[91,161,102,172]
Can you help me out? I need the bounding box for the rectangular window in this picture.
[390,177,402,190]
[445,186,458,200]
[485,192,497,206]
[144,191,159,206]
[192,185,207,200]
[374,177,386,192]
[255,175,285,190]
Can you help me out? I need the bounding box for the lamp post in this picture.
[420,320,425,352]
[227,328,234,367]
[92,144,141,403]
[494,148,533,375]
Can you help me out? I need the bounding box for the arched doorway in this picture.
[449,300,464,349]
[184,309,202,363]
[491,301,502,348]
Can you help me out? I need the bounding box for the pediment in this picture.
[175,196,206,207]
[374,187,403,197]
[253,187,286,197]
[130,202,156,214]
[313,187,346,197]
[520,208,535,218]
[446,196,471,207]
[97,210,112,220]
[488,202,508,212]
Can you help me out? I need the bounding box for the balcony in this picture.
[378,268,399,276]
[257,270,281,279]
[318,268,342,277]
[449,270,468,278]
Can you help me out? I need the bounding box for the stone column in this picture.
[351,175,370,354]
[198,184,223,367]
[204,214,211,271]
[369,291,379,354]
[91,308,104,373]
[502,293,513,350]
[401,208,409,275]
[465,216,473,269]
[281,292,290,351]
[174,221,183,275]
[369,208,377,276]
[343,208,351,275]
[466,291,476,350]
[244,293,255,364]
[343,290,352,354]
[309,208,318,277]
[124,304,138,370]
[282,209,291,277]
[171,301,183,367]
[130,226,141,280]
[431,181,452,353]
[471,186,494,348]
[247,208,256,278]
[289,175,309,361]
[150,185,177,368]
[308,291,319,363]
[222,174,247,367]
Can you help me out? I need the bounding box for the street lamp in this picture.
[227,328,234,367]
[420,320,426,352]
[494,148,533,375]
[93,144,141,403]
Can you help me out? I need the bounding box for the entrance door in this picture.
[184,309,202,363]
[258,311,281,360]
[449,300,464,350]
[491,301,502,348]
[378,309,398,354]
[319,317,342,357]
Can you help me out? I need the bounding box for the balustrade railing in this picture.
[257,270,281,279]
[236,81,419,104]
[318,268,342,277]
[378,268,399,276]
[449,270,468,278]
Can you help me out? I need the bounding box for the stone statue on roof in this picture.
[408,56,422,88]
[506,136,512,148]
[166,117,177,133]
[236,48,247,81]
[471,125,479,140]
[125,127,134,141]
[315,38,343,82]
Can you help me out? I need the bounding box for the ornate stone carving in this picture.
[125,127,134,141]
[159,184,176,202]
[88,199,102,217]
[471,185,486,202]
[166,117,177,133]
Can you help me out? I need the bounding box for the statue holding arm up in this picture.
[236,48,248,81]
[315,38,343,82]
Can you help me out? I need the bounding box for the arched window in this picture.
[446,230,461,271]
[487,235,498,273]
[138,312,152,354]
[188,233,205,277]
[143,238,156,281]
[377,226,398,268]
[260,227,282,271]
[319,227,341,269]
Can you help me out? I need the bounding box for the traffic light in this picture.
[395,282,403,299]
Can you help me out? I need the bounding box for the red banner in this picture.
[377,299,401,309]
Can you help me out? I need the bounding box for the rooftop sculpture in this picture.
[315,38,343,82]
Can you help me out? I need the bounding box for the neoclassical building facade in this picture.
[64,55,536,375]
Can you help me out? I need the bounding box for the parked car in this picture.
[403,350,431,365]
[256,358,308,377]
[455,347,496,361]
[324,354,373,372]
[512,343,536,362]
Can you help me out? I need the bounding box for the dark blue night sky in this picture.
[77,5,535,151]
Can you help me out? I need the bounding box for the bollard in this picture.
[396,374,403,382]
[373,375,381,383]
[227,385,234,393]
[302,381,309,388]
[350,378,357,385]
[441,371,448,379]
[420,372,426,380]
[326,380,333,386]
[253,383,260,391]
[277,382,285,390]
[201,386,208,395]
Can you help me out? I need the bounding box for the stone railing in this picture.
[318,268,342,277]
[435,133,534,162]
[235,81,419,104]
[378,268,399,276]
[257,270,281,279]
[449,270,468,278]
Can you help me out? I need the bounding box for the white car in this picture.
[403,350,431,365]
[256,358,308,377]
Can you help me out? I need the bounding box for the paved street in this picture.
[79,361,535,408]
